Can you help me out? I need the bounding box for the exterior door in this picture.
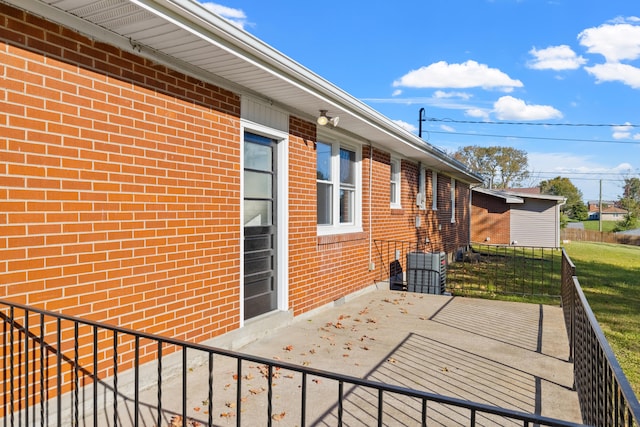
[243,132,277,320]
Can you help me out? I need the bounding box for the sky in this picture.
[201,0,640,202]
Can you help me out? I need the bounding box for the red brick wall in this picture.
[286,144,472,315]
[368,151,471,255]
[1,2,475,329]
[1,3,479,413]
[470,192,511,244]
[1,4,242,340]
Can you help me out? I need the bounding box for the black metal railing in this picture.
[374,240,562,299]
[1,300,586,427]
[449,243,562,298]
[561,249,640,427]
[374,239,427,287]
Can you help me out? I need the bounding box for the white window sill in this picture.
[317,224,363,236]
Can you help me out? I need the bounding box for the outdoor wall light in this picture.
[317,110,339,127]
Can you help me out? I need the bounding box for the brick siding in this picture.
[470,191,511,244]
[1,4,243,339]
[1,2,474,411]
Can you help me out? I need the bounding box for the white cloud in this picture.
[584,62,640,88]
[392,89,403,96]
[465,108,490,120]
[433,90,472,100]
[578,19,640,63]
[528,153,633,200]
[440,124,455,132]
[393,60,523,92]
[392,119,417,133]
[612,122,640,140]
[612,131,632,139]
[527,45,586,70]
[200,2,249,29]
[492,96,563,120]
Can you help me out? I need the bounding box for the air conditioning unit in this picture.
[406,252,446,294]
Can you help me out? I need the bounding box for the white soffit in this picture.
[4,0,483,183]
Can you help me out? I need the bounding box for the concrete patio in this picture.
[101,288,583,426]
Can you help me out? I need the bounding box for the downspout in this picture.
[558,198,567,248]
[368,142,373,271]
[469,184,482,249]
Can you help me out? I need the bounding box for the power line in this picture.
[532,170,640,176]
[428,130,640,145]
[428,117,640,128]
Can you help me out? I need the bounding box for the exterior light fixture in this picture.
[317,110,339,127]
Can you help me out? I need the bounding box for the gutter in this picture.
[136,0,484,184]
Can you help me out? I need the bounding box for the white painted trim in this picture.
[390,158,402,209]
[450,177,456,223]
[315,135,363,236]
[431,170,438,211]
[418,166,426,210]
[239,120,289,327]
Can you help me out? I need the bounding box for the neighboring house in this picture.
[587,200,617,212]
[471,188,566,248]
[0,0,482,351]
[588,206,628,221]
[505,187,542,195]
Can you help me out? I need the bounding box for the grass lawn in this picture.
[562,241,640,397]
[579,219,618,232]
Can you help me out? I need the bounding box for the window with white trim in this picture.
[418,166,426,210]
[390,158,401,208]
[431,170,438,210]
[450,177,456,223]
[317,140,361,234]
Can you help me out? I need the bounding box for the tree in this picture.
[614,177,640,231]
[453,145,529,189]
[622,177,640,203]
[539,176,587,221]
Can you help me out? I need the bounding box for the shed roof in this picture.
[473,187,566,204]
[6,0,484,184]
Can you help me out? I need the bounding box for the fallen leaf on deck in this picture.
[272,412,287,421]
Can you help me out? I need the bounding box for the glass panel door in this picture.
[243,132,277,320]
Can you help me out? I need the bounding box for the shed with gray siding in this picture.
[472,188,565,248]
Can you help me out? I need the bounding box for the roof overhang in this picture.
[473,187,567,205]
[3,0,483,184]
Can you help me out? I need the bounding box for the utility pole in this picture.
[598,179,602,232]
